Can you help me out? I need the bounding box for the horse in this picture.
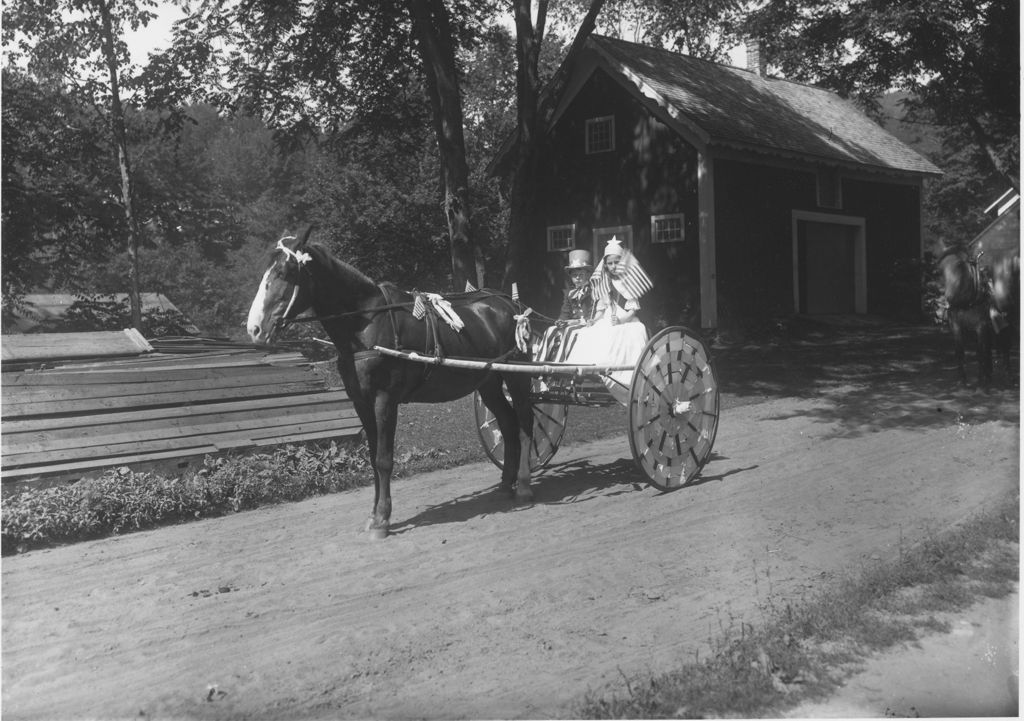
[937,244,1018,385]
[246,225,535,538]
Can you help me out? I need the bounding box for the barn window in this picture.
[816,167,842,209]
[651,214,685,244]
[547,224,576,252]
[585,115,615,154]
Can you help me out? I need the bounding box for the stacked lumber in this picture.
[1,348,361,486]
[1,329,153,367]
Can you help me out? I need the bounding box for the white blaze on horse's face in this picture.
[246,266,278,343]
[247,255,303,344]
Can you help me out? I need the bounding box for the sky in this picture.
[124,4,185,66]
[124,4,750,69]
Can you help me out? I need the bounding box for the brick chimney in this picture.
[746,39,766,77]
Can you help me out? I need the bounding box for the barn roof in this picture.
[492,35,942,179]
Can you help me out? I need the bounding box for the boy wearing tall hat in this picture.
[558,249,595,322]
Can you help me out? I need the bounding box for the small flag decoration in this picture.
[412,294,427,320]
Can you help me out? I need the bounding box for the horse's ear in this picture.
[296,223,314,248]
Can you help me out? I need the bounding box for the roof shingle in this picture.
[589,35,941,176]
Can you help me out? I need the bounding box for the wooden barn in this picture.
[493,35,942,330]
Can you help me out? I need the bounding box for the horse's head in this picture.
[246,224,316,344]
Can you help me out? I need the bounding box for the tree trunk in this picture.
[964,113,1020,192]
[505,0,605,297]
[407,0,483,291]
[95,0,143,330]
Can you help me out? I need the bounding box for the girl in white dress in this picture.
[566,237,652,403]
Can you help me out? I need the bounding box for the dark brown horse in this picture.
[246,225,535,538]
[938,244,1018,385]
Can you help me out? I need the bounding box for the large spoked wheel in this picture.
[628,326,720,491]
[474,386,568,472]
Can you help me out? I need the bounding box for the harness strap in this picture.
[377,284,404,351]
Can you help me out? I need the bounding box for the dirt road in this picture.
[3,351,1018,720]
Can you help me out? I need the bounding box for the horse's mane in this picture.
[306,242,379,289]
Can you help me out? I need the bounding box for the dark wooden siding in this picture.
[714,159,817,325]
[527,69,701,328]
[520,70,926,329]
[843,178,923,318]
[715,160,924,324]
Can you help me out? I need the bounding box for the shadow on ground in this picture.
[712,316,1019,438]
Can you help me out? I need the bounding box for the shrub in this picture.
[2,440,374,554]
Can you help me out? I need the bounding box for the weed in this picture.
[574,488,1019,719]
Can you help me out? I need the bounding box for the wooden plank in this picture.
[245,427,364,448]
[1,445,222,480]
[2,367,325,403]
[3,405,360,455]
[2,415,366,467]
[1,329,153,362]
[87,351,310,369]
[1,391,352,434]
[1,380,330,418]
[6,361,320,386]
[19,350,309,373]
[239,417,365,443]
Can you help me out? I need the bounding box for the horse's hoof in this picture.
[515,487,534,503]
[364,517,389,539]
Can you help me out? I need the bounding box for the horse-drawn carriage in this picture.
[466,323,719,492]
[246,226,719,537]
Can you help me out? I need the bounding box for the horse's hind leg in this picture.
[949,315,968,384]
[978,323,994,386]
[506,373,535,501]
[477,377,531,501]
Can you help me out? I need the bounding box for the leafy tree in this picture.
[550,0,744,61]
[1,70,122,314]
[149,0,501,289]
[4,0,159,327]
[745,0,1019,191]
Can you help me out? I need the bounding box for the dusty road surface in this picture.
[2,322,1019,719]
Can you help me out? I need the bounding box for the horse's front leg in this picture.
[509,375,534,502]
[365,393,398,539]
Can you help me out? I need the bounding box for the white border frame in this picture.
[547,223,576,252]
[585,115,615,154]
[791,210,867,314]
[650,213,685,244]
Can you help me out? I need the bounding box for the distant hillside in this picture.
[877,91,943,161]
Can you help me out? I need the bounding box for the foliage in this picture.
[745,0,1019,187]
[552,0,745,61]
[2,441,373,554]
[24,294,196,337]
[1,70,122,308]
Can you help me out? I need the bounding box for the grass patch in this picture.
[574,488,1019,719]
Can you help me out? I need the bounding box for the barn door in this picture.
[793,214,866,315]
